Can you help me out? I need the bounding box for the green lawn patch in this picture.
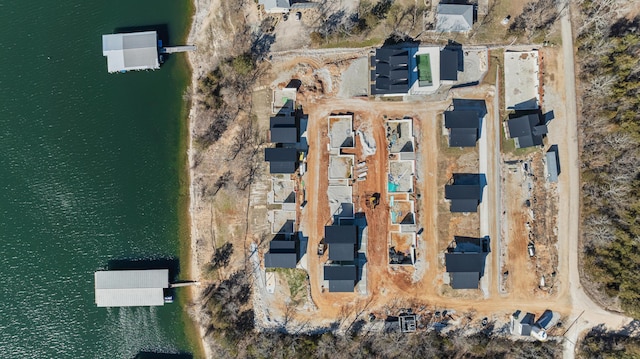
[417,54,432,85]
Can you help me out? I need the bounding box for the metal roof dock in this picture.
[102,31,160,73]
[94,269,169,307]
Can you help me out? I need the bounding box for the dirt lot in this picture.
[247,50,568,330]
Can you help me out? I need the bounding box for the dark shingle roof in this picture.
[328,280,355,292]
[270,127,298,143]
[372,48,411,95]
[445,111,479,147]
[270,115,295,127]
[449,128,478,147]
[324,265,357,280]
[444,111,479,128]
[445,253,485,272]
[265,253,297,268]
[269,240,296,253]
[329,243,355,261]
[450,272,480,289]
[264,147,298,174]
[445,184,481,200]
[440,49,459,81]
[450,199,479,213]
[507,113,545,148]
[265,147,297,161]
[324,264,357,292]
[324,225,357,244]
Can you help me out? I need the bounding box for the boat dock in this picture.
[160,45,197,54]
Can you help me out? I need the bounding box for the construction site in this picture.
[248,44,566,338]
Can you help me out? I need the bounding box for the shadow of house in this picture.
[264,234,299,268]
[449,236,487,253]
[444,173,486,212]
[506,110,547,148]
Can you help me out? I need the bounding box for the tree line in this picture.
[576,0,640,317]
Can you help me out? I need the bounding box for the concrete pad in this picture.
[338,57,369,98]
[328,155,354,179]
[328,115,354,149]
[504,51,540,110]
[271,178,295,203]
[327,185,353,218]
[386,119,414,154]
[271,210,295,233]
[388,160,415,193]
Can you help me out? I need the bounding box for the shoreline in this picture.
[184,0,212,357]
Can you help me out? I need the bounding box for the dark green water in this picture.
[0,1,198,357]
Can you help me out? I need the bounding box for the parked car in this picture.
[528,242,536,257]
[295,12,302,21]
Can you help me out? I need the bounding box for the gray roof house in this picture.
[264,238,298,268]
[444,110,480,147]
[436,4,474,32]
[507,113,547,148]
[324,225,357,261]
[324,265,357,292]
[444,253,485,289]
[264,147,298,174]
[445,183,481,213]
[102,31,160,73]
[94,269,169,307]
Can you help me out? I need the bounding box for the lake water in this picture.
[0,1,199,357]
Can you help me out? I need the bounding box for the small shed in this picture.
[545,146,560,182]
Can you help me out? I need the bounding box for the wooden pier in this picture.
[160,45,197,54]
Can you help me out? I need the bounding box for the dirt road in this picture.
[555,2,634,357]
